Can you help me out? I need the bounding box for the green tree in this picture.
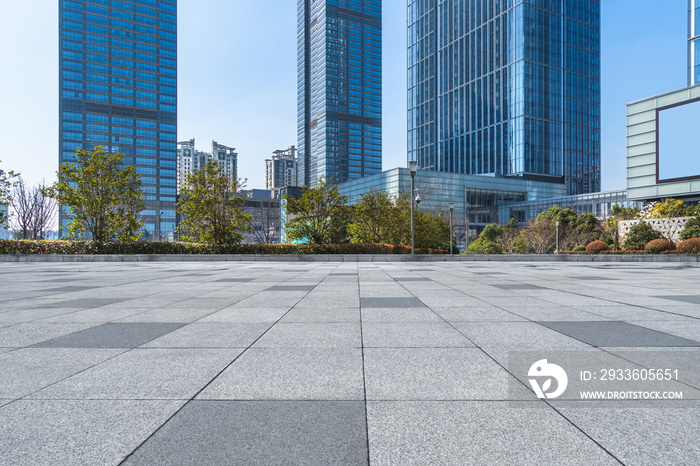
[414,208,451,250]
[0,160,19,225]
[605,205,640,250]
[467,224,504,254]
[348,189,404,244]
[46,146,144,241]
[680,216,700,240]
[647,198,686,218]
[284,178,351,244]
[176,161,251,245]
[623,221,662,250]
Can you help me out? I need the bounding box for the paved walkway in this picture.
[0,261,698,465]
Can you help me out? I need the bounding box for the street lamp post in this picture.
[448,202,454,255]
[409,161,418,255]
[555,221,560,254]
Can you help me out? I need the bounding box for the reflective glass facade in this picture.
[297,0,382,188]
[690,0,700,85]
[407,0,601,196]
[59,0,177,239]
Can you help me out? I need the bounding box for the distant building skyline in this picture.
[265,146,298,191]
[297,0,383,188]
[407,0,601,196]
[176,138,238,193]
[58,0,178,239]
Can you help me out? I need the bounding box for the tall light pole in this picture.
[409,161,418,255]
[448,202,454,255]
[555,220,560,254]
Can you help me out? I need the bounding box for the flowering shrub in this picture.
[677,237,700,254]
[644,238,676,254]
[0,240,447,255]
[585,240,609,254]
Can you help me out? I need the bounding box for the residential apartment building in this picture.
[407,0,601,196]
[297,0,382,187]
[59,0,178,238]
[176,139,238,193]
[265,146,298,190]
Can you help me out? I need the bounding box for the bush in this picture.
[572,245,586,253]
[680,217,700,241]
[677,237,700,254]
[0,240,448,256]
[644,238,676,254]
[585,240,609,254]
[623,221,662,250]
[467,237,504,254]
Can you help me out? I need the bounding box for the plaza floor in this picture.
[0,261,699,465]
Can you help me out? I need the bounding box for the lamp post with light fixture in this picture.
[409,161,418,255]
[448,202,454,255]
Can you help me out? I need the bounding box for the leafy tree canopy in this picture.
[176,161,251,245]
[0,159,19,225]
[46,146,144,242]
[284,178,351,245]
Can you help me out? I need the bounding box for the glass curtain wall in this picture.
[59,0,177,239]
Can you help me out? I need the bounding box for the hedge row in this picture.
[0,240,447,255]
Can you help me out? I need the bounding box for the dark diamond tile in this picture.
[216,278,255,283]
[568,276,618,281]
[43,298,127,309]
[124,401,368,465]
[31,323,186,348]
[538,321,700,348]
[361,297,426,308]
[492,284,545,290]
[657,296,700,305]
[41,286,100,294]
[267,285,315,292]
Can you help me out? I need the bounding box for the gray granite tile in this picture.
[199,307,289,323]
[431,306,526,322]
[361,308,443,323]
[362,322,473,348]
[198,348,364,400]
[554,404,700,465]
[215,278,255,283]
[124,401,368,466]
[31,348,242,400]
[0,307,82,323]
[42,298,128,309]
[364,348,508,400]
[0,348,125,398]
[538,321,700,347]
[656,295,700,304]
[492,284,546,290]
[0,323,99,347]
[367,401,618,465]
[0,400,184,465]
[267,285,315,292]
[280,307,360,323]
[453,322,590,350]
[253,323,361,348]
[32,323,186,348]
[143,323,271,348]
[361,297,425,308]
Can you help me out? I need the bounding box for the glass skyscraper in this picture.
[297,0,382,188]
[407,0,601,196]
[59,0,177,239]
[690,0,700,86]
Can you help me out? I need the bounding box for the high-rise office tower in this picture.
[297,0,382,188]
[59,0,178,239]
[690,0,700,86]
[407,1,601,196]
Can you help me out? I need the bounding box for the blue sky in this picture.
[0,0,691,191]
